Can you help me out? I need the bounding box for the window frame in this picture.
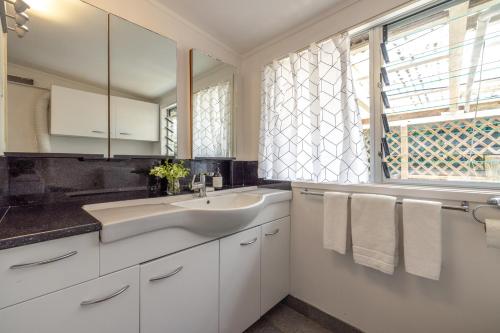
[358,0,500,189]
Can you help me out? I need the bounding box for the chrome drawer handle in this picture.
[92,130,105,134]
[80,285,130,306]
[265,229,280,236]
[119,132,132,135]
[149,266,183,282]
[240,237,257,246]
[10,251,78,269]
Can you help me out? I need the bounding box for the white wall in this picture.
[291,184,500,333]
[85,0,242,159]
[240,0,416,160]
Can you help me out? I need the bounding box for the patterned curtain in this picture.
[259,33,369,183]
[192,81,231,157]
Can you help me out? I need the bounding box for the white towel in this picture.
[486,219,500,249]
[351,193,398,274]
[323,192,350,254]
[402,199,442,280]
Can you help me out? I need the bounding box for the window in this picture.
[380,0,500,184]
[161,104,177,156]
[192,81,232,158]
[259,0,500,186]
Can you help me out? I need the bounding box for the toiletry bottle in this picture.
[213,167,223,189]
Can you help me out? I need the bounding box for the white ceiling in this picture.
[154,0,345,54]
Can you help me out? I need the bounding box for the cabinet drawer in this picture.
[220,226,261,333]
[0,265,139,333]
[0,232,99,309]
[261,217,290,315]
[140,241,219,333]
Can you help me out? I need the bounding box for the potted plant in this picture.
[149,160,190,195]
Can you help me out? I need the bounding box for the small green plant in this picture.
[150,161,190,194]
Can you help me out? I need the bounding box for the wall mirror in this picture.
[109,15,177,158]
[190,49,236,158]
[3,0,108,156]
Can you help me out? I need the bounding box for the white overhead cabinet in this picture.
[0,266,139,333]
[50,85,159,142]
[140,241,219,333]
[111,95,160,142]
[50,85,108,139]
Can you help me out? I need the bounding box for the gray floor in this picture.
[245,303,335,333]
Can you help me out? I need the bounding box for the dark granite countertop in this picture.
[0,182,291,251]
[0,202,101,250]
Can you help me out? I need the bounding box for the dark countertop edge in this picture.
[0,222,101,251]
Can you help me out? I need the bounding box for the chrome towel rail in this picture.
[472,197,500,225]
[299,189,470,212]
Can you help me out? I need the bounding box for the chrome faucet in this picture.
[191,173,207,197]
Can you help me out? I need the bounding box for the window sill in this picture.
[291,181,500,203]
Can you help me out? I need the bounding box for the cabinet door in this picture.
[140,241,219,333]
[0,266,139,333]
[50,85,107,138]
[220,227,261,333]
[261,217,290,315]
[111,95,159,141]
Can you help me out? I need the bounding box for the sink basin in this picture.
[84,188,292,243]
[170,193,265,235]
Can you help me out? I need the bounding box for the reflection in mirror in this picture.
[191,49,236,158]
[109,15,177,157]
[4,0,108,155]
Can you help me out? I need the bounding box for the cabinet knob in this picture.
[265,229,280,236]
[10,250,78,269]
[149,266,183,282]
[80,285,130,306]
[240,237,258,246]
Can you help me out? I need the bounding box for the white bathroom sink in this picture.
[84,188,291,243]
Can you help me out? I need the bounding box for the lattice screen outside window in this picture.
[192,81,232,158]
[379,0,500,183]
[161,104,177,156]
[259,34,370,183]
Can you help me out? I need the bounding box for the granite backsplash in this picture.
[0,156,269,207]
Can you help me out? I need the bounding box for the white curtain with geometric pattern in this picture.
[259,33,369,183]
[193,81,231,157]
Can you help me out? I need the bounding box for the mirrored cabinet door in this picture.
[4,0,108,156]
[109,15,177,158]
[190,49,236,158]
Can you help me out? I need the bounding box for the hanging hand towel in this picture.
[403,199,442,280]
[323,192,350,254]
[486,219,500,249]
[351,193,398,274]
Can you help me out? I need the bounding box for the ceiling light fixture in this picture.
[5,0,30,13]
[1,0,31,37]
[6,11,28,25]
[7,23,28,37]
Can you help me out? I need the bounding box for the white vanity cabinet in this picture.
[140,241,219,333]
[220,226,262,333]
[0,232,99,309]
[261,217,291,315]
[0,265,140,333]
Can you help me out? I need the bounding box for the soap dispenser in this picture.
[213,166,223,189]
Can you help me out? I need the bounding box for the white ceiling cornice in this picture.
[242,0,360,59]
[147,0,241,57]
